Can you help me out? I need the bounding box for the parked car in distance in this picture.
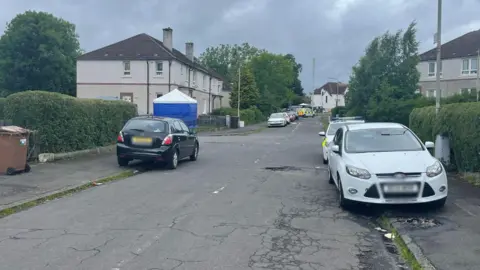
[268,113,288,127]
[287,111,296,122]
[283,112,291,124]
[116,116,199,169]
[327,122,447,210]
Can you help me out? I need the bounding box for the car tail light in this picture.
[162,135,173,145]
[117,132,124,143]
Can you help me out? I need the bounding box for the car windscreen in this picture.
[345,128,423,153]
[270,113,284,118]
[123,119,168,133]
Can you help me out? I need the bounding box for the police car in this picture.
[319,116,365,164]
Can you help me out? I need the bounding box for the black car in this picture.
[116,116,199,169]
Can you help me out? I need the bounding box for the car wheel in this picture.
[429,197,447,210]
[190,143,199,161]
[167,149,179,170]
[117,157,130,167]
[337,176,353,210]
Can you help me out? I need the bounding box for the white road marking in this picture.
[213,186,225,194]
[291,122,301,133]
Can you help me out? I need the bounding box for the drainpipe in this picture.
[188,67,191,96]
[168,60,172,92]
[208,77,212,114]
[146,60,150,114]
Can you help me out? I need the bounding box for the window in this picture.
[325,96,328,103]
[120,92,133,102]
[345,128,423,153]
[428,62,442,77]
[203,75,207,88]
[156,93,163,98]
[178,121,190,132]
[181,65,184,75]
[217,85,221,92]
[426,89,441,98]
[172,121,183,133]
[124,119,167,133]
[461,58,478,75]
[460,88,477,94]
[193,70,197,83]
[123,61,131,76]
[156,61,163,76]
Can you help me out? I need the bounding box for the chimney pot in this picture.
[186,42,194,62]
[163,27,173,51]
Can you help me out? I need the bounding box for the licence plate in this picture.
[132,137,152,144]
[383,184,418,194]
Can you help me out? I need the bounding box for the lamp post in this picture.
[435,0,442,114]
[237,67,241,118]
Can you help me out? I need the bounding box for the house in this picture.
[417,29,480,98]
[76,28,227,115]
[312,82,348,112]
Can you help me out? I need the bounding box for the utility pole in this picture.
[237,67,241,118]
[312,58,317,107]
[477,49,479,102]
[435,0,442,115]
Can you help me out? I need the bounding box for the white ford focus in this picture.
[327,122,447,209]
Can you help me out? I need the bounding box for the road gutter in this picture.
[379,216,436,270]
[0,170,136,219]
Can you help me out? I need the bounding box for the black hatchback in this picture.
[116,116,199,169]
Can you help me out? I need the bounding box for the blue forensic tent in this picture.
[153,89,198,128]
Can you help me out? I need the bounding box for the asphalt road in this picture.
[0,118,403,270]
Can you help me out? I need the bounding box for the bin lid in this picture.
[0,126,30,135]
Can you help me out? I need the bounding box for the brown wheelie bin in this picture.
[0,126,31,175]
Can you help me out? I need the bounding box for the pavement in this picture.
[386,174,480,270]
[200,122,267,136]
[0,118,424,270]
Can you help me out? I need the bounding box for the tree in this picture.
[229,65,260,109]
[249,52,295,114]
[199,43,266,83]
[284,54,304,96]
[346,22,420,124]
[0,11,81,96]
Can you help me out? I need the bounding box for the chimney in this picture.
[163,27,173,51]
[186,42,194,61]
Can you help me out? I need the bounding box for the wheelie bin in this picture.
[0,126,31,175]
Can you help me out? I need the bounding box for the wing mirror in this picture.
[318,131,326,137]
[425,141,434,148]
[331,145,340,153]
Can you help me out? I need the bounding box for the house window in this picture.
[156,93,163,98]
[217,85,221,92]
[193,70,197,83]
[120,92,133,102]
[203,75,207,89]
[123,61,131,76]
[460,88,477,94]
[428,62,442,77]
[181,65,184,75]
[462,58,478,75]
[156,61,163,76]
[325,96,328,103]
[427,89,442,98]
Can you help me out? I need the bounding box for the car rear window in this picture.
[345,128,423,153]
[123,119,168,133]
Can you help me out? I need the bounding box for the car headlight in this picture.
[426,161,443,177]
[346,165,371,179]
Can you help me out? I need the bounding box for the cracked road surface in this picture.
[0,118,400,270]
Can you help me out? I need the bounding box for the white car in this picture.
[268,113,288,127]
[327,122,447,209]
[319,118,365,164]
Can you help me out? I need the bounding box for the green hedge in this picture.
[3,91,137,153]
[211,106,265,125]
[409,102,480,172]
[0,98,5,119]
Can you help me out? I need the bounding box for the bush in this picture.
[211,106,264,125]
[0,98,5,119]
[331,106,348,116]
[409,102,480,172]
[3,91,137,153]
[211,107,237,116]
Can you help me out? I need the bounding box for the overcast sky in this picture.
[2,0,480,93]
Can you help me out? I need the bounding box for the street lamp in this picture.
[435,0,442,115]
[327,77,341,108]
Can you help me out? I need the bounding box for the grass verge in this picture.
[461,172,480,186]
[0,170,135,219]
[378,216,423,270]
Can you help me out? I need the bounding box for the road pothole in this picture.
[264,166,302,171]
[396,217,441,228]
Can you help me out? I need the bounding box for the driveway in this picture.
[0,119,402,270]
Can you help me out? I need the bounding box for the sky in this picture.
[2,0,480,94]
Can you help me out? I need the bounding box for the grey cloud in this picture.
[1,0,480,93]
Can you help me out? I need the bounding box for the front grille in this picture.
[376,172,422,179]
[422,183,435,197]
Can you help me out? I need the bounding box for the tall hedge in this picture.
[211,106,265,125]
[3,91,137,153]
[409,103,480,172]
[0,98,5,119]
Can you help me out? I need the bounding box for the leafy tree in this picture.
[229,66,260,109]
[346,22,420,123]
[250,52,295,113]
[199,43,265,83]
[0,11,81,96]
[284,54,304,96]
